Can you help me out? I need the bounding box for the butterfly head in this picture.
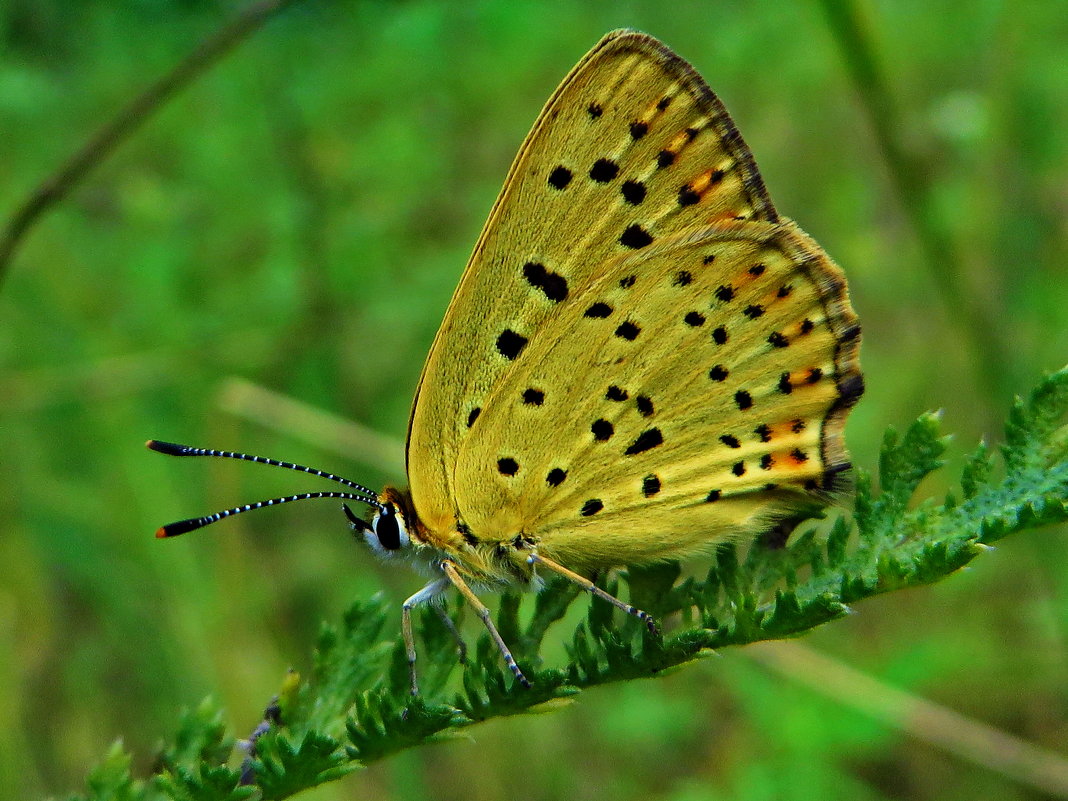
[344,486,423,560]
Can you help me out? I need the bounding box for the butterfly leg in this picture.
[402,577,451,696]
[529,553,659,635]
[432,601,467,665]
[440,560,531,689]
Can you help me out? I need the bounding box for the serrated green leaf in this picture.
[154,763,250,801]
[1005,367,1068,471]
[75,741,142,801]
[252,730,353,800]
[960,441,993,498]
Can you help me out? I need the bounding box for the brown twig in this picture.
[0,0,303,289]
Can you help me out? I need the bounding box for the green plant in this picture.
[68,366,1068,800]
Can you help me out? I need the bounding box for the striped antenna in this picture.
[146,440,382,537]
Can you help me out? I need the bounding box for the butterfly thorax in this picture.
[381,485,539,590]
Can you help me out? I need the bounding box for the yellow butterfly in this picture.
[150,29,862,693]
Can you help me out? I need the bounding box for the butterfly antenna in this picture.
[146,440,382,538]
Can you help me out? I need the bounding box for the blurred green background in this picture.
[2,1,1066,799]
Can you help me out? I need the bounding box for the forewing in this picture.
[407,30,779,537]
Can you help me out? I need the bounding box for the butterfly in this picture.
[150,29,862,694]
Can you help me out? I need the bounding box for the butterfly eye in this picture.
[371,504,409,552]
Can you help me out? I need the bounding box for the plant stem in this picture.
[817,0,1013,402]
[0,0,304,288]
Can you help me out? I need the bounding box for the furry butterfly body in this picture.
[152,30,862,692]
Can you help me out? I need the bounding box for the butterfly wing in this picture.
[405,30,861,566]
[453,219,861,571]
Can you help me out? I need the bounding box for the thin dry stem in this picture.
[747,641,1068,798]
[0,0,302,287]
[215,376,407,477]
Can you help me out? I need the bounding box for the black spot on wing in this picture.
[620,224,653,249]
[677,185,700,206]
[496,329,528,360]
[624,428,663,455]
[742,304,764,319]
[591,419,614,441]
[589,158,619,182]
[641,474,661,497]
[580,499,604,516]
[546,468,567,487]
[522,388,544,406]
[548,166,572,190]
[621,180,646,205]
[522,261,568,302]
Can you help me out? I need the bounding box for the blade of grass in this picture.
[817,0,1013,401]
[747,640,1068,798]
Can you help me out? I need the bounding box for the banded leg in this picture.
[529,553,659,635]
[402,578,450,696]
[440,560,531,688]
[432,602,467,664]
